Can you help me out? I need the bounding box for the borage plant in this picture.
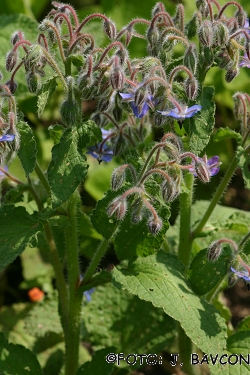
[1,1,250,374]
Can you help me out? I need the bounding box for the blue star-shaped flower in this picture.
[157,104,202,121]
[84,287,95,302]
[0,134,15,142]
[120,91,155,119]
[231,267,250,282]
[87,129,113,163]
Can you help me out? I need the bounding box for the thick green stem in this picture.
[64,194,82,375]
[44,223,69,332]
[83,238,110,284]
[192,156,238,238]
[178,172,194,273]
[178,325,198,375]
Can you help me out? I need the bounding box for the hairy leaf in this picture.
[37,76,57,117]
[17,121,37,176]
[112,251,227,354]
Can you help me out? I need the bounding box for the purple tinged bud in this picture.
[207,241,222,262]
[103,19,116,40]
[183,43,198,74]
[5,80,18,94]
[97,98,112,113]
[217,48,232,69]
[11,31,24,46]
[198,20,213,47]
[148,216,162,235]
[110,66,124,90]
[195,159,211,183]
[196,0,209,17]
[6,50,18,72]
[185,78,198,100]
[107,197,127,220]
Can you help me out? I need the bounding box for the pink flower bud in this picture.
[6,50,18,72]
[198,20,213,47]
[110,66,124,90]
[111,165,127,191]
[103,19,116,40]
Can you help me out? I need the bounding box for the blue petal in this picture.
[0,134,15,142]
[120,92,134,100]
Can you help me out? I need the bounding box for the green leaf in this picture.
[17,121,37,176]
[227,331,250,355]
[78,120,102,148]
[0,332,42,375]
[47,128,87,208]
[188,247,231,295]
[76,347,116,375]
[237,316,250,331]
[112,251,227,354]
[236,146,250,189]
[213,127,242,143]
[48,124,64,145]
[37,76,57,117]
[186,86,215,155]
[114,203,170,260]
[0,205,42,273]
[82,282,176,353]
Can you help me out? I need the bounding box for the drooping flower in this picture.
[231,267,250,282]
[157,104,202,121]
[188,155,221,182]
[87,129,114,163]
[120,89,155,119]
[239,54,250,68]
[0,134,15,142]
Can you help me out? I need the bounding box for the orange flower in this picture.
[28,287,44,302]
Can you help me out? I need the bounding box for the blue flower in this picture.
[84,288,95,302]
[0,134,15,142]
[189,155,221,178]
[231,267,250,282]
[239,54,250,68]
[120,91,155,119]
[157,104,202,121]
[87,129,113,163]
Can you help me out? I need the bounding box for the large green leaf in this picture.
[188,247,232,295]
[0,332,42,375]
[237,146,250,190]
[17,121,37,176]
[186,86,215,155]
[0,205,42,273]
[82,282,176,354]
[37,76,57,118]
[112,251,227,354]
[76,347,116,375]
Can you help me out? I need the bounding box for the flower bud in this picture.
[107,197,127,220]
[234,9,247,28]
[113,105,122,122]
[183,43,198,74]
[103,19,116,40]
[161,179,179,202]
[26,70,42,94]
[195,159,210,183]
[196,0,209,17]
[5,80,18,94]
[146,27,160,46]
[110,66,124,90]
[213,22,229,47]
[162,35,176,52]
[217,48,232,69]
[77,74,95,100]
[111,165,127,191]
[97,97,112,113]
[134,86,148,107]
[198,20,213,47]
[207,241,222,262]
[148,216,162,235]
[11,31,24,46]
[225,66,239,83]
[6,50,18,72]
[152,113,166,127]
[113,133,126,156]
[185,78,198,100]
